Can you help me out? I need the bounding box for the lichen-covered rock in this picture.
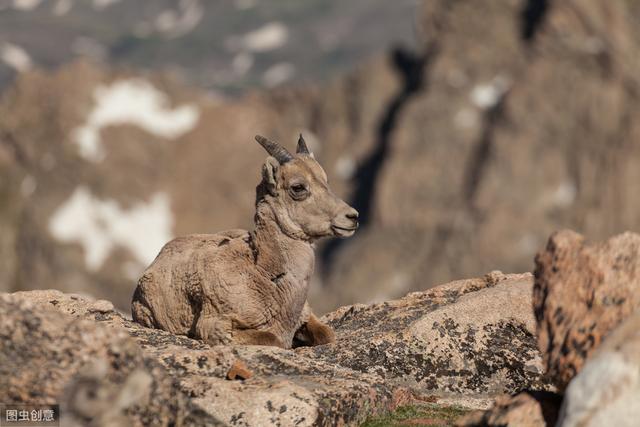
[557,310,640,427]
[533,230,640,390]
[5,272,550,426]
[0,293,221,426]
[312,272,549,398]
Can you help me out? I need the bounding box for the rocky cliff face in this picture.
[2,0,640,314]
[1,272,548,426]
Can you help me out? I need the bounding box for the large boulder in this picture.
[0,294,221,426]
[533,230,640,390]
[4,272,549,426]
[456,391,562,427]
[556,310,640,427]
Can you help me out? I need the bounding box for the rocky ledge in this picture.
[5,230,638,426]
[1,271,547,426]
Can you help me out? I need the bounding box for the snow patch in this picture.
[552,181,577,208]
[0,43,32,72]
[470,75,511,109]
[242,22,288,52]
[262,62,295,87]
[73,79,200,162]
[156,10,178,32]
[12,0,41,10]
[154,0,203,38]
[232,52,254,75]
[49,187,173,271]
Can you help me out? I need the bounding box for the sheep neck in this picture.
[252,203,315,285]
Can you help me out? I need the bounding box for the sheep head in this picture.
[255,134,359,241]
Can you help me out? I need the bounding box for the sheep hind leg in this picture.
[192,315,234,346]
[293,313,336,347]
[234,329,285,348]
[131,299,155,328]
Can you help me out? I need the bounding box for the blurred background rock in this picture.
[1,0,639,314]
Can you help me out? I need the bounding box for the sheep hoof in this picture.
[294,314,336,347]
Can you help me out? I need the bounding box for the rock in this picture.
[0,293,221,426]
[533,230,640,390]
[557,310,640,427]
[4,272,550,425]
[456,391,562,427]
[314,272,549,398]
[89,299,115,313]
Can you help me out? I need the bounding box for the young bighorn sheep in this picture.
[131,135,359,348]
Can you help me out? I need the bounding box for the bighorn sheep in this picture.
[131,135,359,348]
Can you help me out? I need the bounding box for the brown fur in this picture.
[131,136,358,348]
[293,313,336,347]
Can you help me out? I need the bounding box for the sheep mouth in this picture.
[331,224,358,237]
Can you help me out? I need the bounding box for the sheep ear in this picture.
[296,134,315,158]
[262,156,280,196]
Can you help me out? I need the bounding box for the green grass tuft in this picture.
[360,403,470,427]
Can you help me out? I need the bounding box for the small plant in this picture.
[360,404,470,427]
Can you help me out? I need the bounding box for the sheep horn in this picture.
[255,135,293,164]
[296,134,310,155]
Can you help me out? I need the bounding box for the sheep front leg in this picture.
[193,314,234,346]
[293,308,336,347]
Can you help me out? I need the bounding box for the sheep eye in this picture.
[289,183,308,200]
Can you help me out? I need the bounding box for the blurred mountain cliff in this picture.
[1,0,640,313]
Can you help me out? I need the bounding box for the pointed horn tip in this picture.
[254,134,294,163]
